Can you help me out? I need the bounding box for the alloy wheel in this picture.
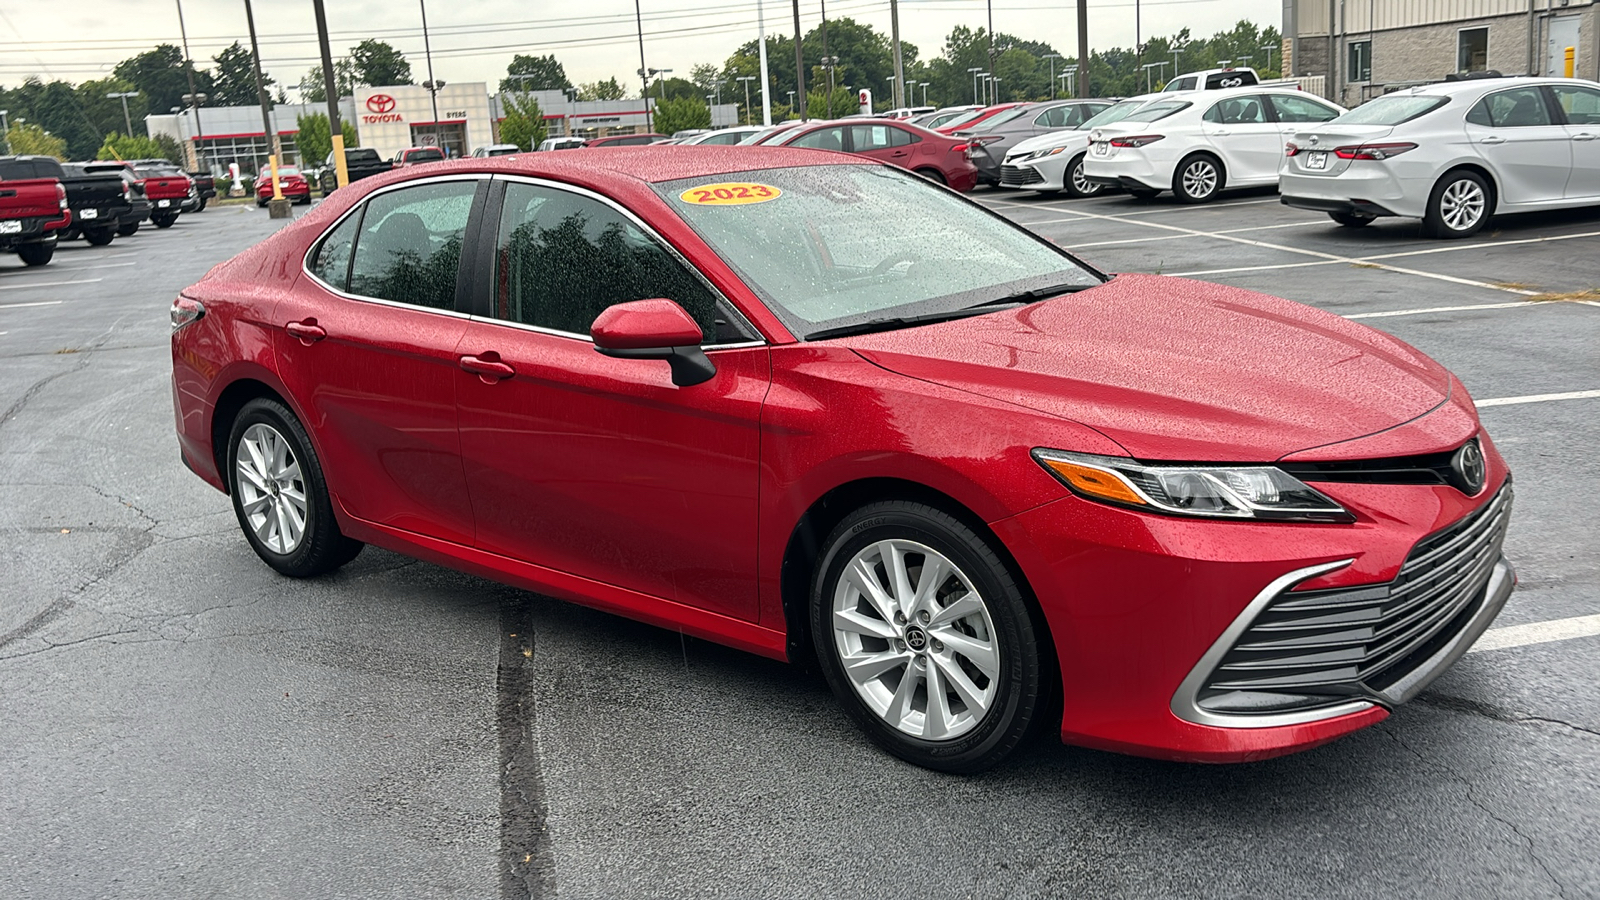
[235,422,308,555]
[1181,159,1218,199]
[1071,160,1100,195]
[1439,179,1486,232]
[830,539,1000,741]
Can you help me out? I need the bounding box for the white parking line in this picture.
[0,278,102,291]
[1346,301,1537,319]
[1073,221,1321,249]
[1470,614,1600,653]
[0,300,66,309]
[1476,389,1600,407]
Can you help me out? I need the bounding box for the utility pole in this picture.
[419,0,441,147]
[756,0,772,125]
[174,0,205,171]
[791,0,806,121]
[890,0,904,108]
[634,0,653,132]
[107,91,139,136]
[986,0,996,96]
[820,0,831,118]
[311,0,348,188]
[1075,0,1089,98]
[243,0,289,217]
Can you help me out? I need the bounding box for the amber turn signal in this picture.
[1038,458,1148,506]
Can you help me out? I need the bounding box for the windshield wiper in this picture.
[805,284,1097,341]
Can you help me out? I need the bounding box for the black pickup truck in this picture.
[317,147,393,195]
[0,156,131,246]
[188,170,216,210]
[79,162,151,235]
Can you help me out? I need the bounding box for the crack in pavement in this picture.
[497,597,555,900]
[1416,691,1600,739]
[1381,728,1570,899]
[0,525,156,655]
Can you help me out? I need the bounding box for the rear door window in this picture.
[1551,84,1600,125]
[310,210,363,292]
[346,180,476,309]
[1268,94,1341,123]
[1472,87,1555,127]
[789,127,846,151]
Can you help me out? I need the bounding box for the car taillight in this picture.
[171,296,205,331]
[951,143,970,152]
[1334,142,1418,161]
[56,183,68,210]
[1285,142,1300,157]
[1109,135,1164,148]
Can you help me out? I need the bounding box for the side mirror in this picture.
[590,299,716,387]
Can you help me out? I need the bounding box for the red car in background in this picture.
[0,173,69,266]
[936,102,1029,135]
[255,166,312,205]
[586,133,668,148]
[771,119,979,191]
[393,147,446,166]
[171,147,1513,774]
[130,161,191,228]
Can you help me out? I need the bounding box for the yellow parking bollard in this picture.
[266,154,292,219]
[1566,47,1576,78]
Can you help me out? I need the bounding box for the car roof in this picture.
[1387,74,1595,96]
[361,145,865,188]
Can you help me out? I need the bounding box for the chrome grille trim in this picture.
[1171,485,1514,728]
[1000,165,1044,186]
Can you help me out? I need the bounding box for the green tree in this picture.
[349,40,413,86]
[73,77,145,139]
[96,132,169,161]
[806,86,859,119]
[654,96,711,135]
[211,41,271,106]
[294,113,358,167]
[577,77,626,101]
[500,54,571,93]
[113,44,210,121]
[497,93,547,150]
[297,59,359,103]
[7,124,68,159]
[719,18,916,120]
[653,77,703,102]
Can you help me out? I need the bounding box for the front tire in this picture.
[1173,153,1224,203]
[810,501,1042,774]
[1424,170,1490,238]
[227,397,363,577]
[17,242,54,266]
[85,227,115,246]
[1063,153,1104,198]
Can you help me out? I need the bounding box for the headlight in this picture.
[1032,449,1354,523]
[1028,147,1067,160]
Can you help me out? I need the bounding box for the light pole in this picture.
[107,91,140,136]
[967,67,984,104]
[654,68,673,101]
[821,56,839,117]
[0,110,8,154]
[786,89,796,113]
[1061,65,1077,98]
[310,0,347,187]
[1171,41,1186,77]
[889,0,905,108]
[633,0,652,132]
[1043,53,1060,99]
[1141,61,1167,92]
[1217,59,1232,68]
[919,82,931,106]
[1260,44,1277,74]
[419,0,446,151]
[885,75,897,109]
[990,76,1001,105]
[243,0,287,215]
[737,75,756,125]
[174,0,205,171]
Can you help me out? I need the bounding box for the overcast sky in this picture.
[0,0,1279,99]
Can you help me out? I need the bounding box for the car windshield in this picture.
[937,109,986,130]
[133,165,182,177]
[1335,95,1449,126]
[1114,100,1192,123]
[658,165,1101,340]
[966,107,1029,132]
[407,149,445,161]
[1078,99,1151,130]
[276,167,301,176]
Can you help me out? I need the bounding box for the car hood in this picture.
[1007,129,1092,158]
[844,274,1452,461]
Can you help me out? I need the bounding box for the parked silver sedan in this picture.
[957,99,1113,186]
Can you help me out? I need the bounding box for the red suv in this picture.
[171,148,1513,773]
[772,119,979,191]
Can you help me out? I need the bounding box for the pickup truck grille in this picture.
[1196,485,1511,716]
[1000,165,1044,186]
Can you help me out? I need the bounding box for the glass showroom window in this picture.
[1458,28,1489,73]
[1348,40,1372,82]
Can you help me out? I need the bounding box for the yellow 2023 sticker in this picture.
[678,182,782,205]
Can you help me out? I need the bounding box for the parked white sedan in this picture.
[1280,76,1600,237]
[999,94,1165,197]
[1084,88,1345,202]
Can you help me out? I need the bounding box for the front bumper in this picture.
[990,448,1512,762]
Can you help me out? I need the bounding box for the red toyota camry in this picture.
[171,147,1513,773]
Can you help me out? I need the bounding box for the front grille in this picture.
[1000,165,1044,186]
[1197,485,1511,716]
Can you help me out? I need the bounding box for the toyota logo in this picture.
[1451,438,1486,495]
[904,626,928,652]
[366,94,396,114]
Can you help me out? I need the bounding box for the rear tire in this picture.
[196,198,208,211]
[915,167,947,186]
[117,222,140,236]
[227,397,363,578]
[17,242,53,267]
[1424,170,1491,239]
[1173,153,1224,203]
[1062,153,1105,198]
[153,215,177,228]
[810,501,1042,774]
[85,227,115,246]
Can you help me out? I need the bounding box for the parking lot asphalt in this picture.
[2,190,1597,899]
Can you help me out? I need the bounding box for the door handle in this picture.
[285,320,326,344]
[459,353,516,382]
[1479,136,1506,145]
[1211,129,1231,136]
[1573,133,1600,142]
[890,150,909,157]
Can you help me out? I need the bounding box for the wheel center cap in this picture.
[904,625,928,652]
[268,482,280,498]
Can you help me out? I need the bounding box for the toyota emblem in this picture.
[366,94,396,114]
[1451,438,1486,495]
[904,626,927,652]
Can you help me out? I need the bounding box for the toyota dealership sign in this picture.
[362,93,402,123]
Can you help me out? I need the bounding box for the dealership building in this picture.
[148,82,739,175]
[1285,0,1598,106]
